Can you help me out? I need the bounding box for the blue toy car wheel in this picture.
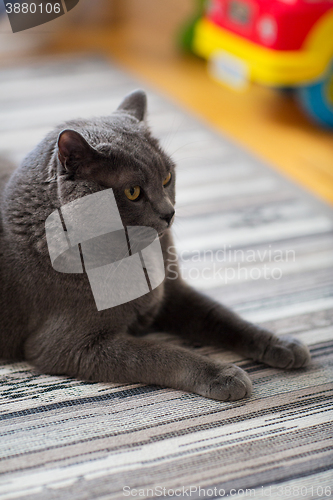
[296,61,333,128]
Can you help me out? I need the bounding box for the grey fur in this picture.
[0,90,311,401]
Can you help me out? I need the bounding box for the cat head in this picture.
[55,90,175,236]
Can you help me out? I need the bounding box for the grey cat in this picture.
[0,90,311,401]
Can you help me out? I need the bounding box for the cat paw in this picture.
[261,335,311,369]
[203,364,252,401]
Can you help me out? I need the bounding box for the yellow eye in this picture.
[163,172,172,186]
[124,186,141,201]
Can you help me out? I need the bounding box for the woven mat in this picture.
[0,57,333,500]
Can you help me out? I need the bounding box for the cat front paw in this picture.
[261,335,311,369]
[203,364,252,401]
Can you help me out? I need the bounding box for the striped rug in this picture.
[0,57,332,500]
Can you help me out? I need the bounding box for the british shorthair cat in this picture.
[0,90,310,401]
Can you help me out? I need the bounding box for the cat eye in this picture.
[163,172,172,187]
[124,186,141,201]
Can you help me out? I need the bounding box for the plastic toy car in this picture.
[187,0,333,127]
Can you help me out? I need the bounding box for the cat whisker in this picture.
[157,115,186,152]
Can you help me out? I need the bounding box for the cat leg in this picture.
[153,281,311,370]
[24,330,252,401]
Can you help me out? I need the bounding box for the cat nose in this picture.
[160,210,175,226]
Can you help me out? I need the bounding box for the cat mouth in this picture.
[158,229,169,238]
[158,221,174,238]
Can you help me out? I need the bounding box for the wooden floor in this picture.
[24,9,333,205]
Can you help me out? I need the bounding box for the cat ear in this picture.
[116,89,147,121]
[57,129,98,173]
